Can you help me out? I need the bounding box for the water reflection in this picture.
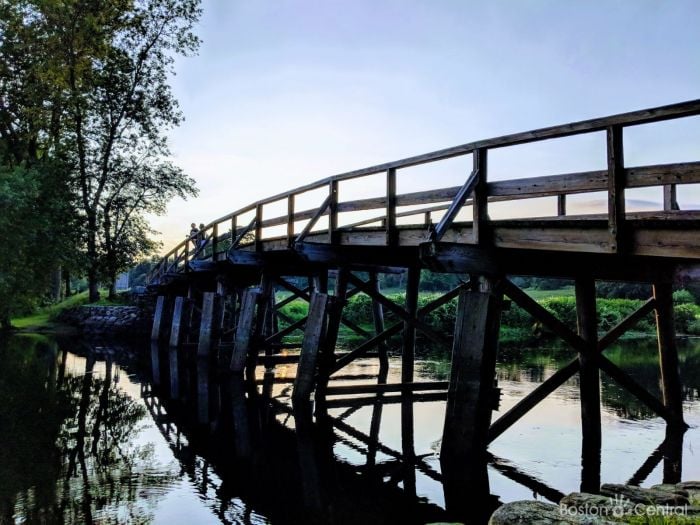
[2,334,700,524]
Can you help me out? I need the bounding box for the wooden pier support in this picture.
[230,288,261,374]
[369,271,389,379]
[653,281,686,429]
[575,277,601,493]
[440,280,503,512]
[197,292,220,358]
[402,266,420,385]
[169,296,189,348]
[151,295,169,341]
[292,292,329,406]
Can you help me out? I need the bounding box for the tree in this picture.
[1,0,201,304]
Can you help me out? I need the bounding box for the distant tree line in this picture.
[0,0,202,328]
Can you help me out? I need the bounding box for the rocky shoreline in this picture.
[489,481,700,524]
[56,305,153,336]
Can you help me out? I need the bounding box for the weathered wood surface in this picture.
[147,100,700,285]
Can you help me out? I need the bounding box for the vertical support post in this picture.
[231,214,237,248]
[557,194,567,216]
[316,269,349,413]
[197,292,219,358]
[575,277,601,493]
[402,266,420,385]
[292,292,329,405]
[287,194,295,248]
[369,271,389,380]
[653,282,685,428]
[255,203,263,251]
[472,148,488,245]
[440,279,503,516]
[386,168,397,246]
[329,180,339,244]
[230,288,261,373]
[169,296,187,348]
[255,275,274,366]
[151,295,169,341]
[664,184,680,211]
[212,223,219,259]
[607,125,626,253]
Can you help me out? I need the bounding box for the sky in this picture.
[151,0,700,250]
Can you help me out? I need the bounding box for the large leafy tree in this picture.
[0,0,201,308]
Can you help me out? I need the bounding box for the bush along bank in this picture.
[277,291,700,349]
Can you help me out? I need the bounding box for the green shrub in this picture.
[673,289,695,304]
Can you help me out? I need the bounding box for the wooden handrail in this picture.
[146,100,700,283]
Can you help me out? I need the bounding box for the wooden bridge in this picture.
[147,100,700,508]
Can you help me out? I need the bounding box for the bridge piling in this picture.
[575,277,602,493]
[441,278,503,513]
[292,292,329,406]
[230,288,260,374]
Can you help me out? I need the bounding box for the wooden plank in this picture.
[295,194,332,244]
[598,298,656,350]
[331,322,403,372]
[151,296,168,341]
[287,194,295,247]
[473,148,488,245]
[329,180,339,244]
[292,292,329,404]
[653,282,686,428]
[230,289,260,373]
[402,266,420,384]
[197,292,217,358]
[441,285,502,501]
[575,277,601,493]
[431,167,480,242]
[370,271,389,376]
[168,296,187,348]
[386,168,398,245]
[557,194,566,216]
[607,125,626,253]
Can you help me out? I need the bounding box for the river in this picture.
[1,334,698,523]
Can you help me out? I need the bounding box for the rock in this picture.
[559,492,635,516]
[651,484,690,498]
[600,483,689,506]
[488,500,615,525]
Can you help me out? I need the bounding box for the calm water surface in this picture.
[1,334,699,524]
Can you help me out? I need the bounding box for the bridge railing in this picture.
[147,99,700,284]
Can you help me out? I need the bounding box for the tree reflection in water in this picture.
[0,335,177,523]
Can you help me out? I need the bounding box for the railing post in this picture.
[386,168,397,246]
[183,245,189,273]
[664,184,680,211]
[607,125,625,252]
[212,223,218,259]
[287,194,295,248]
[473,148,488,245]
[231,214,237,249]
[255,204,263,251]
[329,180,339,244]
[557,194,567,216]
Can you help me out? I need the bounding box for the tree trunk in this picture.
[63,268,72,297]
[86,213,100,302]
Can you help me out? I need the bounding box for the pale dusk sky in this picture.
[150,0,700,251]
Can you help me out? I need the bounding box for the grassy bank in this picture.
[10,290,128,331]
[277,289,700,350]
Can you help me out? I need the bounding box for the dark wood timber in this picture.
[575,277,601,493]
[664,184,680,211]
[230,289,259,373]
[431,166,479,242]
[654,282,686,428]
[370,271,389,378]
[386,168,397,246]
[472,148,488,245]
[607,125,626,252]
[151,296,168,341]
[402,266,420,385]
[292,292,329,405]
[168,296,187,348]
[441,282,503,510]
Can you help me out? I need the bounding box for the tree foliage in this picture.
[0,0,201,315]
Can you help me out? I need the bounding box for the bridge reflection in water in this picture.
[145,340,687,524]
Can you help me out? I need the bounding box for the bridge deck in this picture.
[149,99,700,286]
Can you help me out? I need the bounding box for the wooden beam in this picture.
[369,271,389,377]
[292,292,329,405]
[607,125,626,253]
[575,276,601,493]
[325,381,448,395]
[386,168,398,246]
[654,282,686,428]
[295,194,332,244]
[230,289,260,373]
[431,167,479,242]
[472,148,488,245]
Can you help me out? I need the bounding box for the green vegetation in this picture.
[10,290,127,330]
[277,288,700,351]
[0,0,201,328]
